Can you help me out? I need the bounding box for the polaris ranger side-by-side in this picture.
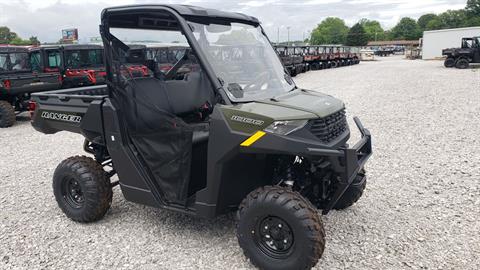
[274,45,306,76]
[145,44,190,74]
[0,45,61,127]
[60,44,106,87]
[443,37,480,69]
[290,45,360,71]
[31,5,372,270]
[30,44,108,88]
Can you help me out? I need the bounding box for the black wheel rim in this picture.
[255,216,294,258]
[61,177,85,209]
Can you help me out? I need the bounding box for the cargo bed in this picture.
[31,85,108,136]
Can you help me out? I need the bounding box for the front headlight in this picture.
[264,120,308,135]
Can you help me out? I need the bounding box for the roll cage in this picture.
[100,5,267,106]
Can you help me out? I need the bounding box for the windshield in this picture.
[0,52,30,72]
[64,49,104,69]
[188,21,294,102]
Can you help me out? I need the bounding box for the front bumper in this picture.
[240,116,372,214]
[320,117,372,214]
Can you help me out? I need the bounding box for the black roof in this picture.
[29,44,103,52]
[28,45,60,51]
[0,46,29,53]
[101,4,260,25]
[61,44,103,51]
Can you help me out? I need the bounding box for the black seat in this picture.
[125,74,213,141]
[164,71,215,115]
[126,71,214,115]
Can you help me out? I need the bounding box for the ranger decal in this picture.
[41,111,82,123]
[230,115,265,126]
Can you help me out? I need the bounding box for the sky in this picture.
[0,0,468,43]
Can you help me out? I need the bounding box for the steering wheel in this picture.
[242,70,270,91]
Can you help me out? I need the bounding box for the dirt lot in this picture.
[1,56,479,270]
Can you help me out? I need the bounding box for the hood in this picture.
[258,88,345,118]
[228,89,344,121]
[221,89,345,134]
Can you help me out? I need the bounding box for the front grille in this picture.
[309,109,347,143]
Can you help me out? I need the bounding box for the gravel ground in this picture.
[1,56,479,270]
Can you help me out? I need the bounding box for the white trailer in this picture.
[422,27,480,60]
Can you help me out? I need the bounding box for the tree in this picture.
[0,26,18,44]
[391,17,421,40]
[464,16,480,27]
[9,37,31,45]
[384,30,394,41]
[418,14,439,31]
[359,19,385,41]
[438,10,468,29]
[216,29,257,45]
[425,18,445,30]
[310,17,349,45]
[466,0,480,16]
[29,36,40,45]
[346,23,368,46]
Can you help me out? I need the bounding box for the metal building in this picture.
[422,26,480,60]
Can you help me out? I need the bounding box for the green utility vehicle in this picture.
[31,5,372,270]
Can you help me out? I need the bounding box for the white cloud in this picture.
[239,0,278,7]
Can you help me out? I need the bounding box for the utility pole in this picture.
[375,31,378,42]
[277,27,279,45]
[287,26,290,46]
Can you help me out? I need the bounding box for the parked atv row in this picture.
[274,45,361,77]
[0,42,191,128]
[0,44,106,127]
[443,36,480,69]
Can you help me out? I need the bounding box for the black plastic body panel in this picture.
[194,108,271,218]
[0,73,61,98]
[101,99,160,208]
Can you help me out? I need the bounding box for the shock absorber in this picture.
[284,166,294,187]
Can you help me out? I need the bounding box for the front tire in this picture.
[237,186,325,270]
[53,156,112,222]
[444,57,455,68]
[0,100,16,128]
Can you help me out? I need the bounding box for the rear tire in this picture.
[53,156,112,223]
[237,186,325,270]
[455,58,470,69]
[444,58,455,68]
[333,170,367,210]
[0,100,15,128]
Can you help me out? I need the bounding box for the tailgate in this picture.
[31,85,107,135]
